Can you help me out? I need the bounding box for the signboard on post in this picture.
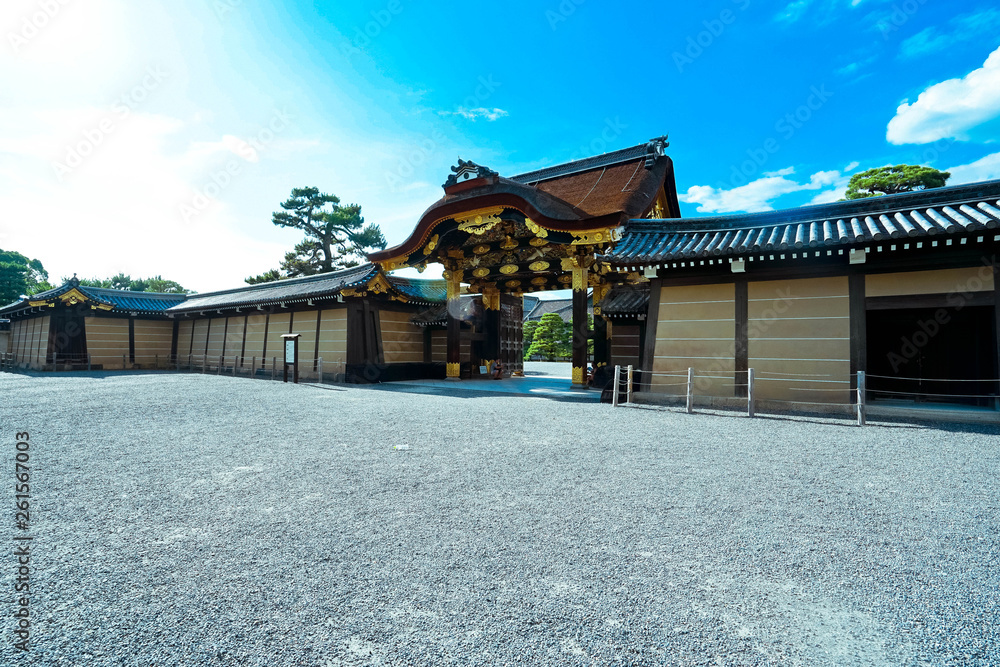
[280,333,300,383]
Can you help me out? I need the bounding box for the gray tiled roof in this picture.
[0,281,186,315]
[603,180,1000,266]
[601,286,649,317]
[167,264,379,313]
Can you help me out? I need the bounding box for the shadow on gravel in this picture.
[355,382,599,404]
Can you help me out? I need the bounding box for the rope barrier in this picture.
[754,377,851,384]
[866,374,1000,383]
[868,389,999,399]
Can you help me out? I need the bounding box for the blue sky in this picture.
[1,0,999,292]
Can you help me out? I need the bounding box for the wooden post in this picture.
[318,357,323,384]
[217,355,222,375]
[686,367,694,414]
[272,356,276,380]
[155,354,159,370]
[747,368,755,418]
[251,356,256,378]
[233,355,237,376]
[857,370,867,427]
[612,365,621,407]
[88,354,91,372]
[122,354,126,370]
[626,365,634,404]
[201,355,206,373]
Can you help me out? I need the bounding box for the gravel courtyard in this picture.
[2,371,998,666]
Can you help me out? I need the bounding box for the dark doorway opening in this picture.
[866,305,998,408]
[47,309,88,366]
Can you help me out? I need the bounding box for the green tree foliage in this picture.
[245,269,282,285]
[72,274,190,293]
[525,313,572,360]
[0,249,50,303]
[845,165,950,200]
[522,320,539,353]
[246,187,387,284]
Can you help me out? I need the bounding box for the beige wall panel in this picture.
[177,320,194,359]
[26,316,50,367]
[264,313,291,363]
[190,319,210,359]
[223,317,246,363]
[660,283,737,305]
[748,276,851,404]
[84,317,130,367]
[204,318,227,360]
[750,298,849,321]
[751,317,850,340]
[652,283,735,399]
[243,314,267,360]
[132,320,173,365]
[431,329,446,363]
[654,339,736,360]
[380,310,424,364]
[316,309,348,374]
[866,267,994,297]
[289,310,319,365]
[657,319,735,340]
[750,339,850,361]
[658,302,734,322]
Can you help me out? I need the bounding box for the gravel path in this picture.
[1,371,998,666]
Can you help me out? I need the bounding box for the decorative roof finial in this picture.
[645,135,669,168]
[69,273,79,286]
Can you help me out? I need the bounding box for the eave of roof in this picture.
[603,179,1000,265]
[166,264,380,313]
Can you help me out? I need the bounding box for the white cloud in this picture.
[947,151,1000,184]
[844,160,860,171]
[438,107,509,122]
[887,45,1000,144]
[679,168,843,213]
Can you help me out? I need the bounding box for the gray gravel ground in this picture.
[1,371,999,666]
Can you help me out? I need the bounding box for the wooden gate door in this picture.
[500,294,523,376]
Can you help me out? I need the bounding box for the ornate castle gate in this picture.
[368,138,678,386]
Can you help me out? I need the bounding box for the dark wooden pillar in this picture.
[735,277,748,397]
[482,285,501,370]
[849,272,867,399]
[571,263,589,386]
[593,315,609,369]
[992,258,999,401]
[640,278,662,392]
[446,269,463,379]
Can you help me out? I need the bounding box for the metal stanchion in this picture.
[857,371,866,427]
[612,365,621,407]
[747,368,755,418]
[271,357,276,380]
[318,357,323,384]
[686,367,694,414]
[626,365,634,404]
[251,356,256,379]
